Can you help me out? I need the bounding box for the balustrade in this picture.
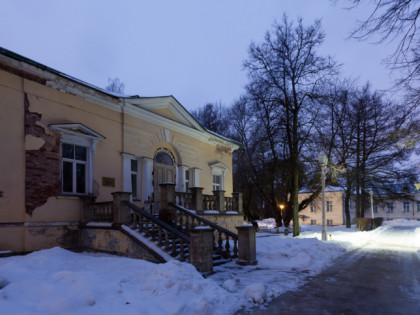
[225,197,235,212]
[203,194,215,210]
[174,192,193,209]
[87,202,113,222]
[171,204,238,259]
[127,202,189,262]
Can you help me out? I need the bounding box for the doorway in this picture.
[153,149,176,212]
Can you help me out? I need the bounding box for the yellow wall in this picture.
[298,191,345,226]
[0,61,237,252]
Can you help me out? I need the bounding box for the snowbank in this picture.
[1,219,419,314]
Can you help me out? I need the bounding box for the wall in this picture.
[123,113,235,199]
[80,226,165,263]
[201,213,244,234]
[298,191,345,226]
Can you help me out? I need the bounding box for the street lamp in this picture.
[318,151,328,241]
[369,189,374,220]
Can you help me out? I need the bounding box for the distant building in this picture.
[298,187,345,226]
[298,184,420,226]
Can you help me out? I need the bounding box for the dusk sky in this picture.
[0,0,398,111]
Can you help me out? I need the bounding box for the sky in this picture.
[0,0,398,111]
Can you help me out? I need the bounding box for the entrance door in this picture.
[153,151,176,212]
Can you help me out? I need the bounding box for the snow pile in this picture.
[0,247,237,315]
[256,218,276,230]
[257,236,346,273]
[1,220,418,314]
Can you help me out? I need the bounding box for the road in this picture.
[238,226,420,315]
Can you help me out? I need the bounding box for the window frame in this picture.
[209,162,229,192]
[50,123,105,197]
[326,200,333,212]
[386,202,394,213]
[61,143,88,195]
[403,201,410,213]
[185,169,190,192]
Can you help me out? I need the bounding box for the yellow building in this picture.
[299,184,420,226]
[298,187,345,226]
[0,47,240,253]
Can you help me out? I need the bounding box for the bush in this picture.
[354,217,384,231]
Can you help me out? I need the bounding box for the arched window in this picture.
[154,151,174,165]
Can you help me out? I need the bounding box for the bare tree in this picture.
[105,77,125,94]
[191,102,230,136]
[344,0,420,106]
[243,16,339,236]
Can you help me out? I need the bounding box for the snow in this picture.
[1,219,420,314]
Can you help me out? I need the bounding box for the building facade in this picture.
[0,48,240,252]
[298,184,420,226]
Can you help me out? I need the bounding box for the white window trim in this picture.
[403,201,410,212]
[326,200,333,212]
[122,153,140,201]
[51,123,104,196]
[209,162,229,192]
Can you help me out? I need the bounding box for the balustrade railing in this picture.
[174,192,192,210]
[171,203,238,259]
[203,194,215,211]
[124,201,190,262]
[87,201,113,222]
[225,197,235,212]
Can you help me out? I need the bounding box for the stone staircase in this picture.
[123,202,238,266]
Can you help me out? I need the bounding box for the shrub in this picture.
[354,217,384,231]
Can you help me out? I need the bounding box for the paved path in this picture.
[238,229,420,315]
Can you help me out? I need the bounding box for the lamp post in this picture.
[318,151,328,241]
[369,189,374,220]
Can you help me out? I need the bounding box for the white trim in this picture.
[52,124,104,195]
[210,162,228,191]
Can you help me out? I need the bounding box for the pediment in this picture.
[127,96,204,131]
[49,123,105,140]
[209,162,230,172]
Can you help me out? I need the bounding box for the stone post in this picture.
[80,195,96,225]
[214,190,225,214]
[159,183,176,209]
[190,187,204,215]
[232,192,243,214]
[112,192,131,226]
[189,227,214,274]
[159,183,176,224]
[236,225,258,266]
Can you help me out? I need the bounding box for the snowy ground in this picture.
[1,219,420,315]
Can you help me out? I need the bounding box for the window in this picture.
[417,201,420,212]
[310,203,316,213]
[185,169,190,192]
[373,204,378,213]
[209,162,228,192]
[62,143,87,194]
[327,201,333,212]
[50,123,104,196]
[386,202,394,213]
[403,201,410,213]
[154,151,173,165]
[311,219,316,225]
[131,159,138,199]
[327,219,333,226]
[213,174,222,191]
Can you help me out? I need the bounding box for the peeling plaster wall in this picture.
[24,93,61,215]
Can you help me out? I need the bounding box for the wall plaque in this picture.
[102,177,115,187]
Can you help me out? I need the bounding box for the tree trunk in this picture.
[345,177,352,228]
